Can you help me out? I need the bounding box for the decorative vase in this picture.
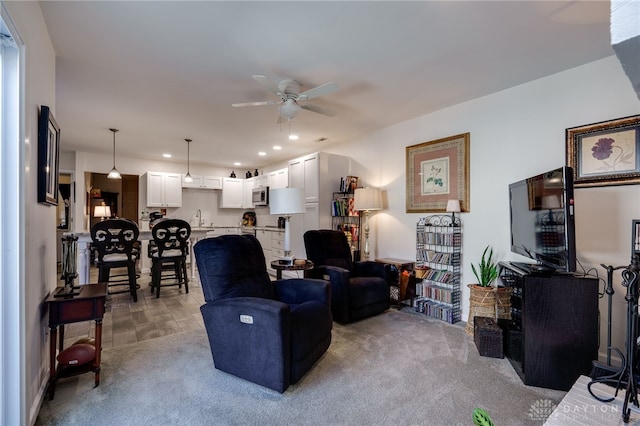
[254,169,259,176]
[230,171,236,178]
[465,284,497,336]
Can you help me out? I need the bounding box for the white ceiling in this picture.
[39,1,614,171]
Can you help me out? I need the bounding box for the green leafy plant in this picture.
[471,245,499,287]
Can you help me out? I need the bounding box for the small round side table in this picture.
[270,259,314,280]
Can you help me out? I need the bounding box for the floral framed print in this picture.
[406,133,470,213]
[566,115,640,188]
[38,105,61,205]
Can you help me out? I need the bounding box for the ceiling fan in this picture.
[232,75,339,121]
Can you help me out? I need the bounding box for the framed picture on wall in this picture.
[406,133,470,213]
[566,115,640,188]
[38,105,61,206]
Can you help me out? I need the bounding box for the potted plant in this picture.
[465,245,501,336]
[471,245,499,287]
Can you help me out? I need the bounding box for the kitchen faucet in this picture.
[196,209,203,227]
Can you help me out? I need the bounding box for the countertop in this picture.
[241,226,285,233]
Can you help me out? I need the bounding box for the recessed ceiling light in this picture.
[234,162,241,166]
[162,153,172,158]
[258,151,266,156]
[288,134,299,140]
[273,145,282,150]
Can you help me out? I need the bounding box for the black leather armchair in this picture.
[193,234,332,393]
[304,229,390,324]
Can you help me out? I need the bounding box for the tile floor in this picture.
[61,266,205,350]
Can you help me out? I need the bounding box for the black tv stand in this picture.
[529,264,555,274]
[499,261,598,391]
[509,261,555,275]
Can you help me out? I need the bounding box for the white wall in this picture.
[327,55,640,361]
[3,1,57,424]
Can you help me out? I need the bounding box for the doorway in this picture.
[87,172,139,229]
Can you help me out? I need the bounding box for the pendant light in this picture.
[107,128,121,179]
[184,138,193,183]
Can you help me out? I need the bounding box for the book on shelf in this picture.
[339,176,359,193]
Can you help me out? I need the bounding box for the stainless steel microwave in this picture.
[252,186,269,206]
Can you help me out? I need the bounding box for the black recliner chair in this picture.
[304,229,390,324]
[194,234,332,393]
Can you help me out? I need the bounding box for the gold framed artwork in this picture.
[566,115,640,188]
[406,133,470,213]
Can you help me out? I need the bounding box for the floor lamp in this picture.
[269,188,306,264]
[354,187,383,260]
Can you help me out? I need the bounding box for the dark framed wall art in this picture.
[566,115,640,188]
[406,133,470,213]
[38,105,61,205]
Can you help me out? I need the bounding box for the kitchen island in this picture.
[67,226,245,285]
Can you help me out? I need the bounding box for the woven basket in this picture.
[495,287,512,320]
[465,284,496,336]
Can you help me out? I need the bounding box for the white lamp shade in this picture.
[354,187,382,211]
[446,199,461,213]
[93,205,111,218]
[541,194,561,209]
[269,188,306,215]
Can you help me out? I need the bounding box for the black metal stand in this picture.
[588,255,640,423]
[621,256,640,423]
[590,264,626,378]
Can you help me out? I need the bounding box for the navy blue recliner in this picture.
[304,229,390,324]
[194,234,332,393]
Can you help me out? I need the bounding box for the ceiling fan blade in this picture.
[300,103,336,117]
[232,100,281,108]
[297,82,339,101]
[253,75,284,97]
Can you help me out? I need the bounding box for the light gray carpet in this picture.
[36,310,566,425]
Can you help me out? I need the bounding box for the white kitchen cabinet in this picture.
[254,174,268,188]
[243,178,255,208]
[182,175,222,189]
[181,174,203,189]
[220,177,244,208]
[268,168,288,189]
[203,176,223,189]
[289,154,319,202]
[255,228,292,278]
[146,171,182,207]
[255,228,272,265]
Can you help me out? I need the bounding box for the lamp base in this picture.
[278,255,294,265]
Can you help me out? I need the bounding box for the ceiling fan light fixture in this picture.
[184,138,193,183]
[107,128,122,180]
[279,99,300,120]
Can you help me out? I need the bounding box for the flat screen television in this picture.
[508,166,576,273]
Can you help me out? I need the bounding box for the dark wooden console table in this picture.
[45,283,107,400]
[375,258,416,309]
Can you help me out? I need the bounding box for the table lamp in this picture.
[269,188,305,264]
[541,194,561,224]
[446,199,461,226]
[354,187,383,260]
[93,205,111,221]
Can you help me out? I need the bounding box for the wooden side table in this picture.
[45,283,107,400]
[375,258,416,309]
[270,259,314,280]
